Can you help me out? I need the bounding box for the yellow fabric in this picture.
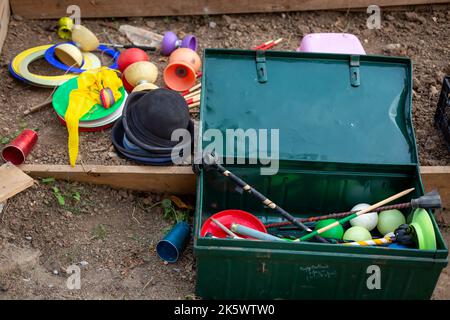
[65,67,122,166]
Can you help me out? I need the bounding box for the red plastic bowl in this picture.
[200,209,267,239]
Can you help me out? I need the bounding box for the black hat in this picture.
[111,117,178,165]
[123,88,192,150]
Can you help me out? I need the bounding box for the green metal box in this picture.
[194,49,448,299]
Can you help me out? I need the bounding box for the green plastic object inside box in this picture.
[194,49,448,299]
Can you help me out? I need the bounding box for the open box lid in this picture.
[199,49,418,166]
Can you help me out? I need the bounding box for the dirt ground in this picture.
[0,7,450,299]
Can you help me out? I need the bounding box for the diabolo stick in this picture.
[204,154,329,243]
[265,190,441,229]
[296,188,415,242]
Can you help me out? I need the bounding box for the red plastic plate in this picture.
[200,209,267,239]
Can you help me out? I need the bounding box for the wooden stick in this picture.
[184,89,201,99]
[185,94,200,104]
[188,101,200,109]
[297,188,415,242]
[181,83,201,95]
[23,100,52,116]
[261,38,283,50]
[253,39,273,50]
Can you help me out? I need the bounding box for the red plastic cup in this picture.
[2,129,38,165]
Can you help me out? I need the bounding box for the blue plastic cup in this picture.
[156,221,190,263]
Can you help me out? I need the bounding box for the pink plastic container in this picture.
[297,33,366,55]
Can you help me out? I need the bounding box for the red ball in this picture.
[121,74,134,93]
[117,48,149,73]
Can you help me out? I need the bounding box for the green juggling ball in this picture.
[315,219,344,239]
[377,209,406,235]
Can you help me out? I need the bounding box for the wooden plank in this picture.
[10,0,450,19]
[0,162,34,203]
[19,164,196,195]
[0,0,10,54]
[17,164,450,209]
[421,166,450,210]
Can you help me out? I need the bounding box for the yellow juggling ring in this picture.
[11,45,101,87]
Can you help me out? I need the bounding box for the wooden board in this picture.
[19,164,196,195]
[421,166,450,210]
[0,0,10,54]
[0,162,34,203]
[10,0,450,19]
[18,164,450,209]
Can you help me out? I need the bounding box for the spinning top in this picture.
[71,24,100,51]
[57,17,74,40]
[161,31,197,56]
[117,48,149,73]
[123,61,158,92]
[54,43,83,68]
[164,48,201,91]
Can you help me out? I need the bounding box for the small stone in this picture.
[25,236,32,241]
[386,14,395,21]
[80,261,89,266]
[209,21,217,28]
[222,15,232,24]
[430,85,439,96]
[405,12,426,24]
[48,284,54,288]
[107,151,118,159]
[435,71,445,84]
[384,43,401,51]
[52,270,59,275]
[145,21,156,28]
[413,76,421,90]
[229,23,238,30]
[142,196,152,205]
[13,15,23,21]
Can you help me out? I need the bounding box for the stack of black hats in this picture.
[112,88,194,165]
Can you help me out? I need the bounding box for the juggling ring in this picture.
[11,45,101,87]
[45,43,120,73]
[9,45,99,85]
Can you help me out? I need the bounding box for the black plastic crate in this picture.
[435,76,450,150]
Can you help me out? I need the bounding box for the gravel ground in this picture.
[0,7,449,300]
